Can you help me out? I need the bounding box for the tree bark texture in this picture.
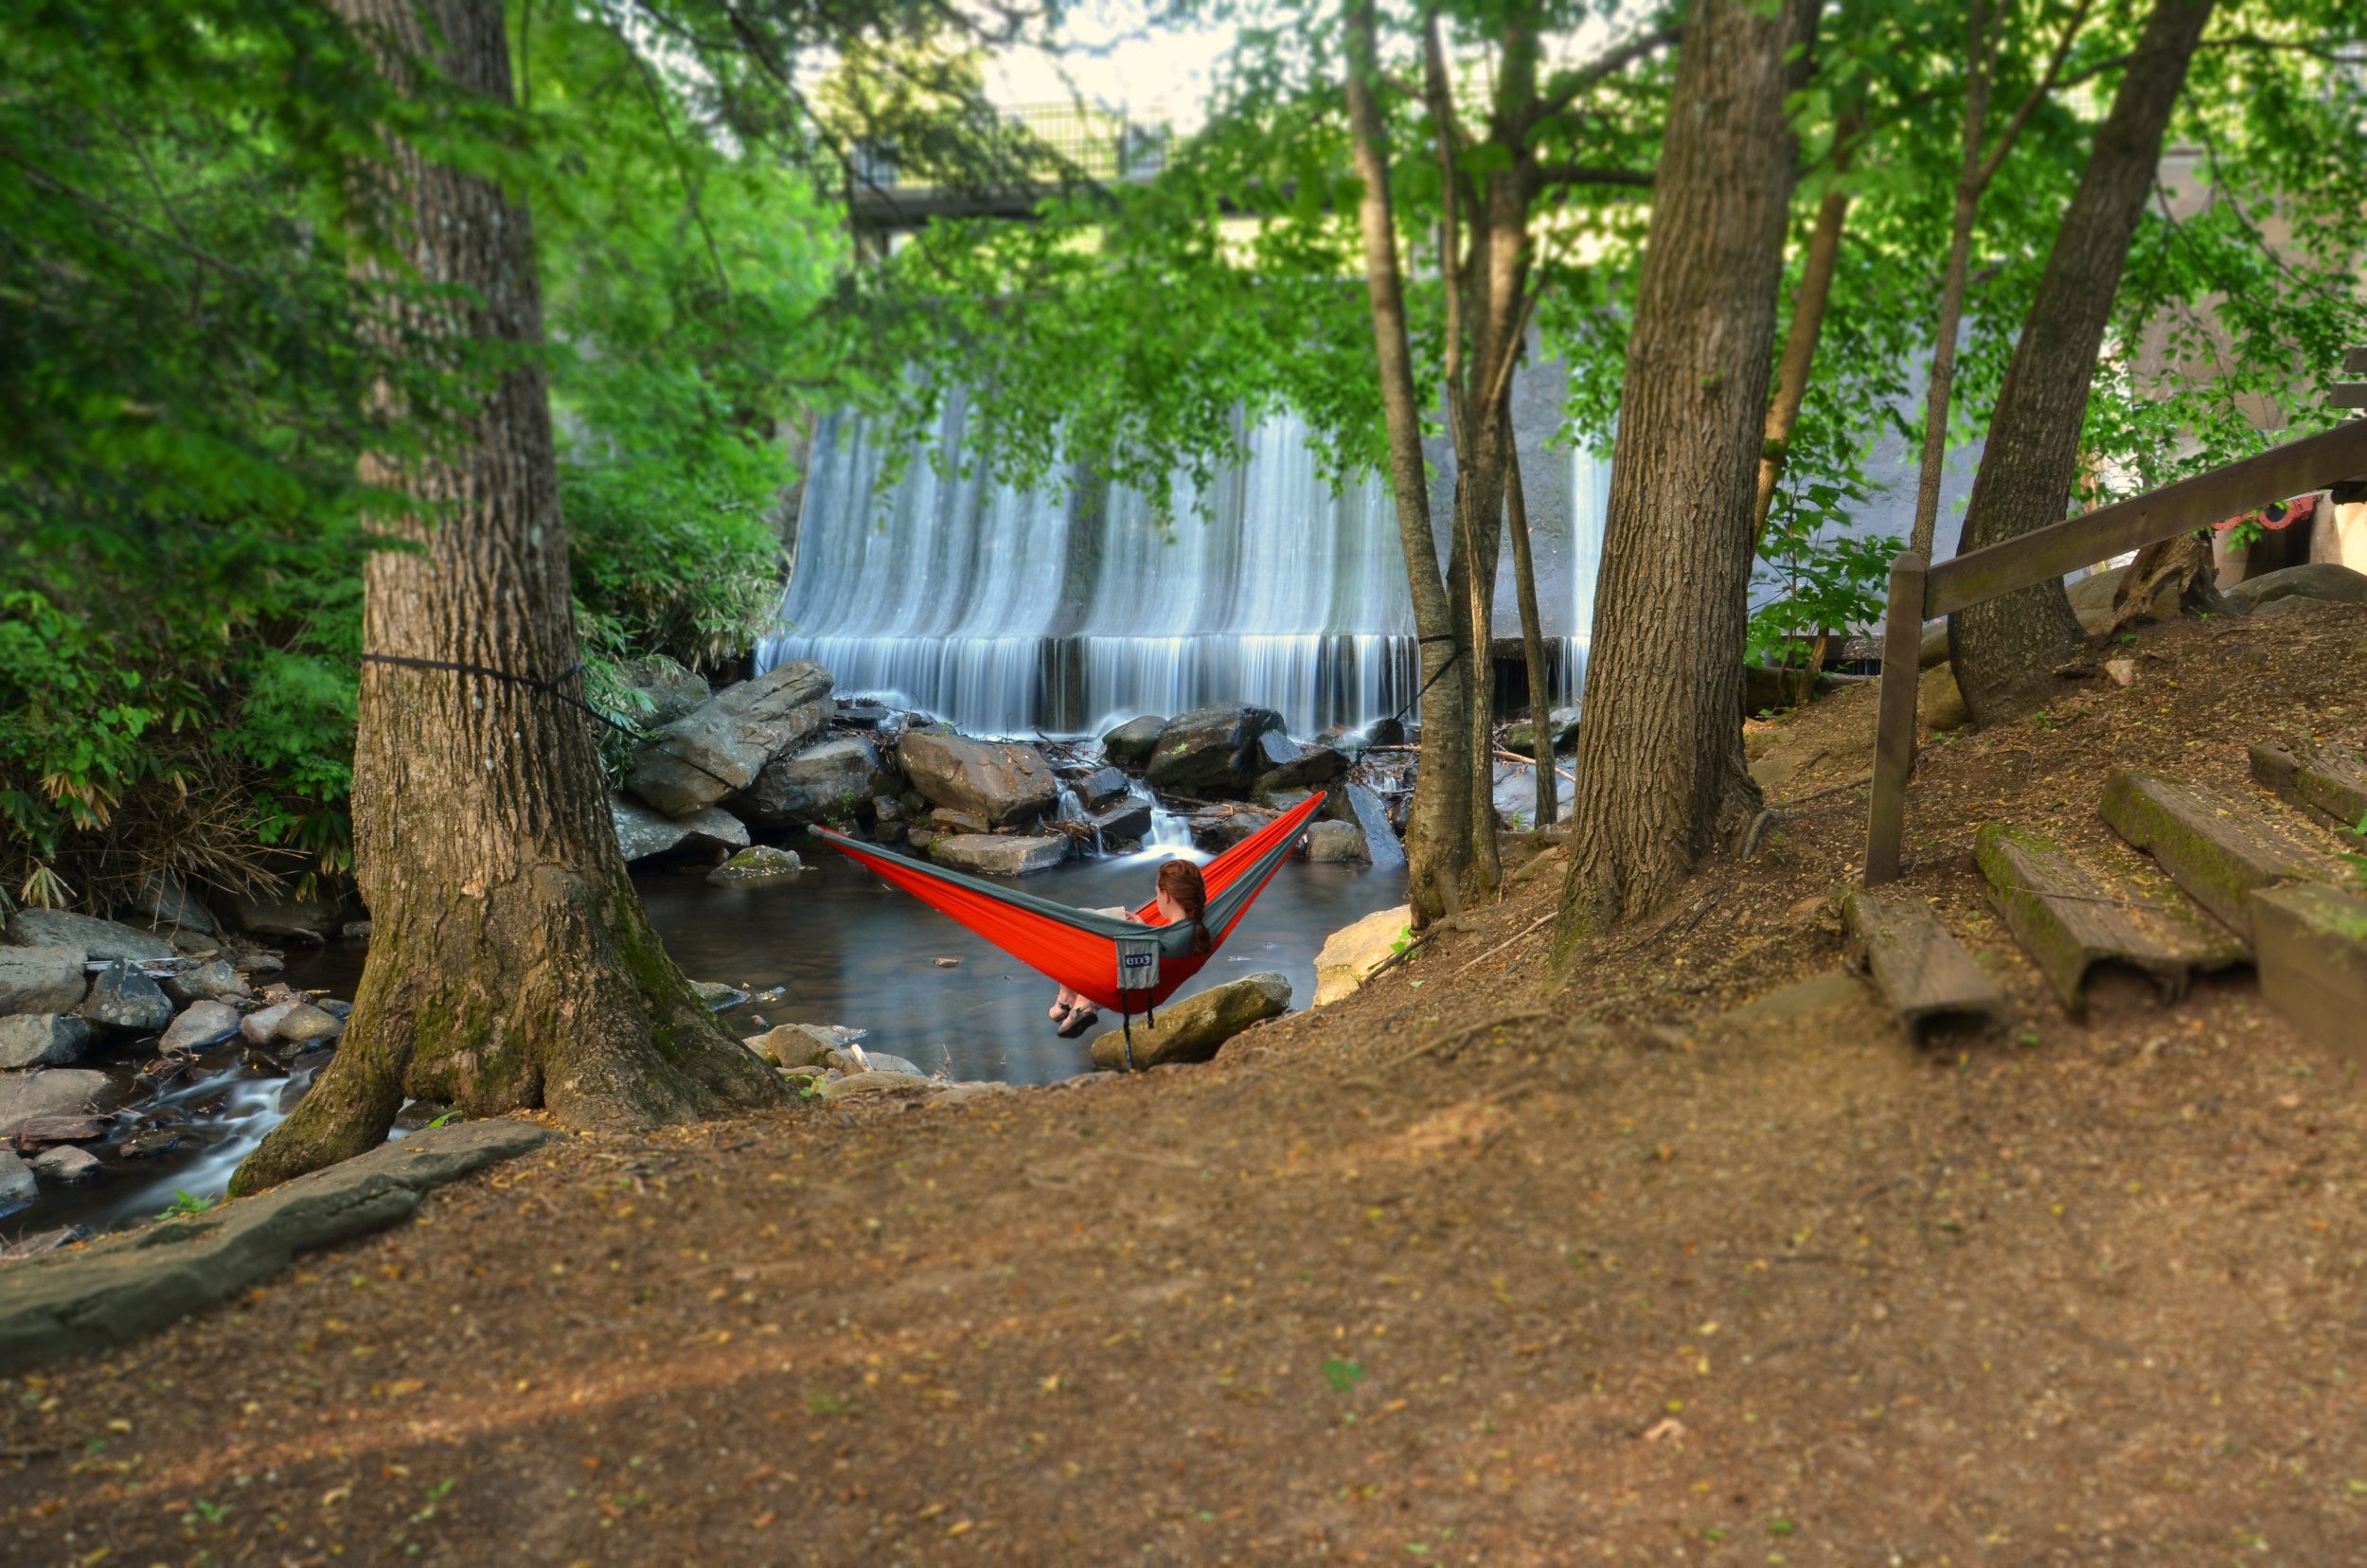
[1344,0,1471,925]
[235,0,779,1195]
[1948,0,2215,722]
[1504,424,1556,827]
[1558,0,1813,937]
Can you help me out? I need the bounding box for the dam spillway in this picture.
[758,376,1612,738]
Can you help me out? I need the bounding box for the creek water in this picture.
[3,826,1406,1243]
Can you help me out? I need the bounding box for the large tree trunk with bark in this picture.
[1557,0,1813,938]
[235,0,779,1195]
[1948,0,2215,722]
[1344,0,1471,925]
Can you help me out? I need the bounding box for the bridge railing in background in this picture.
[848,103,1169,230]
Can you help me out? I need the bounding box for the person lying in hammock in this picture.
[1049,859,1213,1038]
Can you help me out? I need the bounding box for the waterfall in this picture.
[760,387,1614,738]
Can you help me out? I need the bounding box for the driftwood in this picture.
[2095,532,2224,641]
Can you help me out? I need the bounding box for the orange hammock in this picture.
[810,792,1327,1025]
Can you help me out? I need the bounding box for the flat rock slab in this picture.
[1842,888,2007,1040]
[2249,741,2367,832]
[2250,882,2367,1057]
[0,1118,557,1374]
[2099,768,2334,938]
[927,833,1070,876]
[1975,824,2249,1017]
[0,1069,116,1134]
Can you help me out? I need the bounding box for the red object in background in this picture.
[2215,493,2318,533]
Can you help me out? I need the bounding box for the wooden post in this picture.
[1863,550,1929,887]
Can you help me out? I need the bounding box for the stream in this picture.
[4,823,1406,1243]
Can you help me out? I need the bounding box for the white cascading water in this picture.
[759,394,1613,738]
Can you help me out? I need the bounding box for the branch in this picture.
[1533,19,1682,123]
[0,151,251,278]
[1974,0,2096,194]
[2059,30,2366,93]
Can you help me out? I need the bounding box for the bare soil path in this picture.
[6,607,2365,1565]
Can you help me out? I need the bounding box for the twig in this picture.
[1453,911,1558,977]
[1493,747,1576,785]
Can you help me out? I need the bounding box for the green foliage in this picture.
[0,0,846,907]
[160,1189,218,1220]
[1321,1357,1366,1393]
[1748,461,1898,672]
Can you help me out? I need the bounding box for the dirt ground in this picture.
[5,604,2366,1566]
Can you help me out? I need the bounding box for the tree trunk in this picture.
[1344,0,1470,925]
[1752,166,1854,543]
[234,0,779,1196]
[1504,423,1556,827]
[1557,0,1812,937]
[1948,0,2215,722]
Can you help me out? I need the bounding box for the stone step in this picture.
[2249,740,2367,833]
[1842,888,2007,1040]
[1975,824,2250,1017]
[2098,768,2337,940]
[2251,882,2367,1056]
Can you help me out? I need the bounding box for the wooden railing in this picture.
[1862,416,2367,886]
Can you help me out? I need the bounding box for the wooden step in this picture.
[1975,824,2249,1017]
[2249,741,2367,832]
[2098,768,2336,940]
[2251,882,2367,1057]
[1842,888,2007,1040]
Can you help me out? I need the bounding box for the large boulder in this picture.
[1504,706,1582,754]
[738,737,895,829]
[897,732,1059,826]
[1146,705,1288,796]
[625,661,833,816]
[927,834,1070,876]
[1074,766,1133,812]
[0,1069,115,1134]
[611,797,748,863]
[0,946,87,1017]
[1341,783,1405,869]
[161,1000,242,1052]
[29,1146,98,1185]
[79,961,173,1035]
[2225,561,2367,616]
[0,1151,33,1209]
[1314,905,1411,1006]
[1253,745,1350,800]
[128,872,220,940]
[1086,798,1154,844]
[1088,971,1290,1071]
[161,963,247,1007]
[1100,716,1166,770]
[0,1016,90,1070]
[1921,662,1969,734]
[619,654,712,728]
[707,846,804,883]
[1304,822,1370,864]
[5,910,173,964]
[1190,808,1277,853]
